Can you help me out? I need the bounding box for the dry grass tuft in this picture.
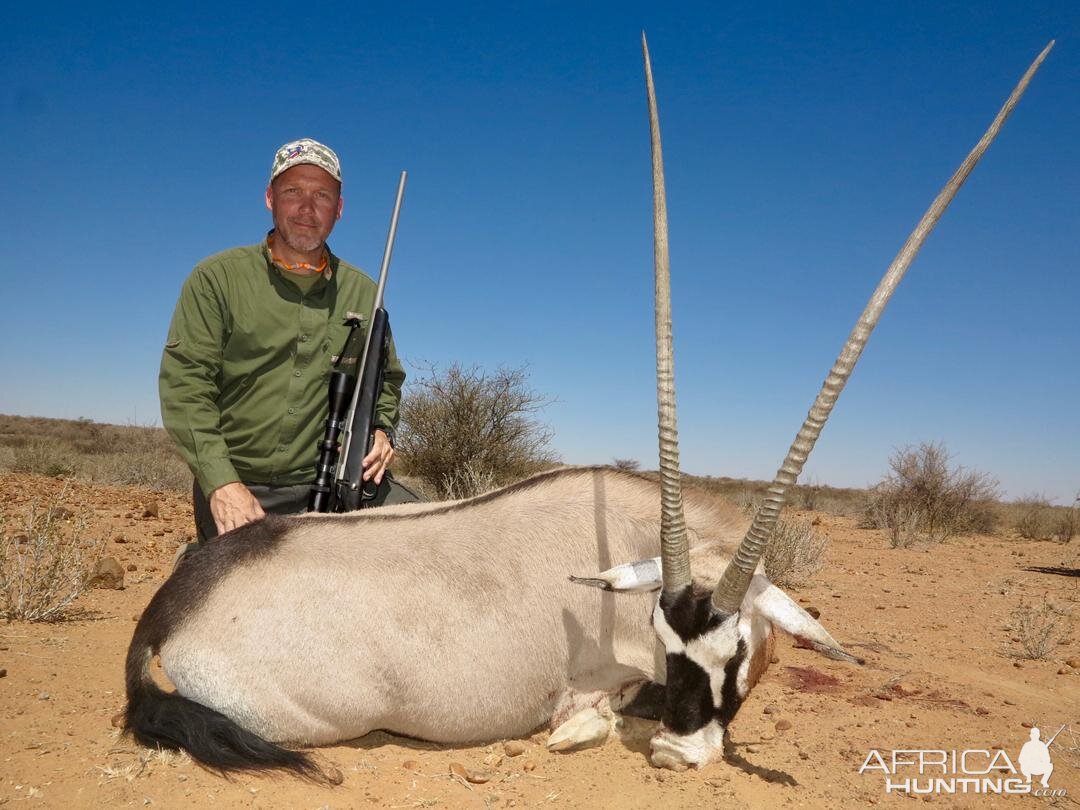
[0,488,106,621]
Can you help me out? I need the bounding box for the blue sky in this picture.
[2,2,1077,502]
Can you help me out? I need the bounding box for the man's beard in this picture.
[279,223,324,254]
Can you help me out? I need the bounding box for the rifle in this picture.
[308,171,407,513]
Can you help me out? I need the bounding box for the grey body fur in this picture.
[156,467,744,745]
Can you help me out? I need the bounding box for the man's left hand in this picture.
[362,429,395,485]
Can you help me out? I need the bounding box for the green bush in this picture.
[397,364,558,500]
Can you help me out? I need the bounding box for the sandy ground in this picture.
[1,472,1077,809]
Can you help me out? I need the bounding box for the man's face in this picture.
[265,164,343,256]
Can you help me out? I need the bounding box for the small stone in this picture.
[152,531,165,537]
[113,535,127,544]
[127,564,138,571]
[759,733,775,741]
[453,764,492,784]
[482,753,503,768]
[799,751,809,760]
[1022,721,1034,729]
[1058,668,1069,675]
[402,760,420,771]
[775,719,793,732]
[1013,662,1024,669]
[746,744,760,754]
[1003,699,1016,705]
[770,656,780,664]
[1065,658,1080,669]
[805,606,822,619]
[111,712,125,728]
[0,669,6,678]
[504,740,527,757]
[86,557,124,590]
[38,692,50,701]
[176,774,187,782]
[763,705,778,715]
[522,760,536,772]
[975,707,990,716]
[142,501,160,519]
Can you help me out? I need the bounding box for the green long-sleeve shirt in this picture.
[159,239,404,495]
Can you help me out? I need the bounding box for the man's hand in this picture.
[362,429,395,485]
[209,482,266,535]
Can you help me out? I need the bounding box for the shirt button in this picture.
[294,370,302,377]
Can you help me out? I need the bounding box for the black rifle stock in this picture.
[332,307,391,511]
[307,171,406,513]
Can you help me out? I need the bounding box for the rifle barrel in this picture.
[337,171,408,480]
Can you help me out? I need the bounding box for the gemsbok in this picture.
[124,35,1054,780]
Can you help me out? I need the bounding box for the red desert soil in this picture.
[1,473,1077,808]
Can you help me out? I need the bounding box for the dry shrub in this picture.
[441,459,498,501]
[1006,600,1071,660]
[1053,509,1077,543]
[795,478,824,511]
[12,439,76,478]
[1007,495,1077,543]
[397,364,559,500]
[862,442,999,547]
[1012,494,1054,540]
[612,458,640,472]
[738,496,828,586]
[0,491,105,621]
[763,515,829,587]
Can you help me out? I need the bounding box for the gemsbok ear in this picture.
[753,581,864,664]
[570,557,662,593]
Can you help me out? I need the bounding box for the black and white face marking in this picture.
[649,584,753,770]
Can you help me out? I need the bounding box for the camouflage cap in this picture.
[269,138,342,184]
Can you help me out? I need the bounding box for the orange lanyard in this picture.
[268,234,328,274]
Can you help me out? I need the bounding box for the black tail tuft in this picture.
[125,644,339,785]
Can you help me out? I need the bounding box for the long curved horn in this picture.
[643,32,691,593]
[712,40,1055,614]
